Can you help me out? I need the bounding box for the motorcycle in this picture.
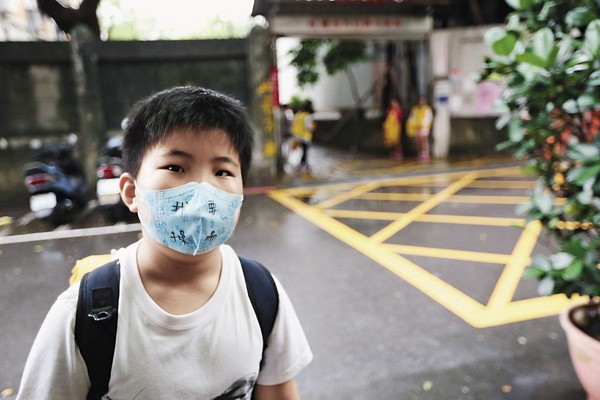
[23,142,88,226]
[96,135,129,221]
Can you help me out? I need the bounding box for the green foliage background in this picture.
[482,0,600,299]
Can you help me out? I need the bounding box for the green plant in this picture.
[289,40,368,106]
[481,0,600,327]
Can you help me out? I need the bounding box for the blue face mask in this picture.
[137,181,243,255]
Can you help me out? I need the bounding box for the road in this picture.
[0,154,587,399]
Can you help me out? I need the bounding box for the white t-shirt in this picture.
[17,242,312,400]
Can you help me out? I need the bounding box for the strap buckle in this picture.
[88,287,116,322]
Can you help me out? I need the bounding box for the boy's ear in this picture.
[120,173,138,213]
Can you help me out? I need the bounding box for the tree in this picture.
[289,40,368,107]
[37,0,102,39]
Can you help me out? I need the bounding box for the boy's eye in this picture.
[216,170,233,177]
[164,165,184,173]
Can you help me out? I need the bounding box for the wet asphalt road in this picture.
[0,151,588,399]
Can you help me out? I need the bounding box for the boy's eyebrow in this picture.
[160,149,240,167]
[212,156,240,168]
[160,149,194,159]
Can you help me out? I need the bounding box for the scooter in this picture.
[96,135,129,221]
[23,143,88,226]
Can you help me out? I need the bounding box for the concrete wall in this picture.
[0,39,252,209]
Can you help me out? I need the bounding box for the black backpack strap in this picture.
[75,260,120,400]
[74,256,278,397]
[239,256,279,368]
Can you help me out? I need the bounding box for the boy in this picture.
[17,86,313,399]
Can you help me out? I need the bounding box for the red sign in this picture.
[270,66,280,107]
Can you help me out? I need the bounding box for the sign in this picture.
[271,15,433,39]
[270,66,280,107]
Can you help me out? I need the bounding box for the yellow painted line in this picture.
[0,216,13,227]
[296,190,564,206]
[269,189,488,325]
[270,166,572,328]
[447,195,530,205]
[356,192,436,202]
[370,173,479,244]
[349,157,518,177]
[487,221,542,309]
[475,295,584,327]
[316,181,380,209]
[356,192,529,205]
[382,243,512,264]
[393,180,533,189]
[325,209,525,227]
[468,180,534,189]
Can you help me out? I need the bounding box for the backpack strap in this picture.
[74,256,278,398]
[239,256,280,364]
[74,260,120,400]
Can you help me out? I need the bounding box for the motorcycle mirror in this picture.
[67,133,78,145]
[30,139,42,150]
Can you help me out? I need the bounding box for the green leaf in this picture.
[532,28,555,64]
[577,188,593,204]
[562,260,584,280]
[584,20,600,57]
[516,201,533,216]
[555,36,574,66]
[566,62,591,74]
[495,113,512,130]
[578,93,599,111]
[505,0,533,10]
[550,252,575,269]
[485,27,518,56]
[574,164,600,185]
[523,267,546,279]
[588,71,600,85]
[566,7,596,27]
[567,144,600,161]
[537,276,555,296]
[508,119,524,141]
[505,0,520,9]
[532,180,553,214]
[495,140,515,151]
[562,99,579,113]
[538,1,557,21]
[530,254,551,271]
[515,51,547,68]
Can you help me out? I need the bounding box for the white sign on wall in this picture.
[271,15,433,40]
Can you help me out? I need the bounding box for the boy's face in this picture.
[123,128,244,227]
[135,128,243,195]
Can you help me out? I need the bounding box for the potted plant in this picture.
[481,0,600,397]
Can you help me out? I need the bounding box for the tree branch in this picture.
[37,0,101,39]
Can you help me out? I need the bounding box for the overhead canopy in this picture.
[252,0,514,31]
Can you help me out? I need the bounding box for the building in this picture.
[0,0,69,41]
[252,0,512,157]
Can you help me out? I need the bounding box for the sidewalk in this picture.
[279,143,520,187]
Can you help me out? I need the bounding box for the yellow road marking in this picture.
[355,192,530,205]
[316,181,380,209]
[370,173,478,243]
[0,216,13,227]
[268,166,581,327]
[391,180,534,189]
[382,243,512,264]
[269,190,488,323]
[487,221,542,309]
[326,209,525,227]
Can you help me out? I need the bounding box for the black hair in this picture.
[123,86,254,182]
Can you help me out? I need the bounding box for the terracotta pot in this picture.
[560,304,600,400]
